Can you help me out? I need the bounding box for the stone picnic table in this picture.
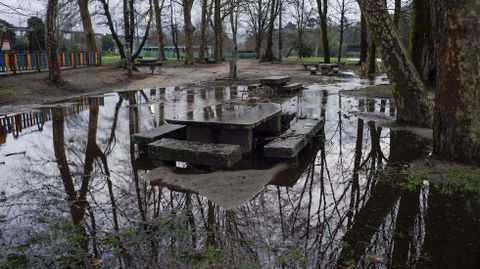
[165,103,282,153]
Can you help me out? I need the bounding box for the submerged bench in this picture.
[132,124,187,146]
[280,83,304,92]
[148,138,242,168]
[264,119,323,158]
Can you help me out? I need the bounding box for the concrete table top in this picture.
[260,76,292,85]
[165,103,282,130]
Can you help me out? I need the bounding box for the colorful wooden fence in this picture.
[0,96,104,140]
[0,52,102,74]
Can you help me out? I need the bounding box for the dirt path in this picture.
[0,60,350,115]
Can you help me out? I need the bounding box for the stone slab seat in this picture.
[132,124,187,146]
[148,138,242,168]
[264,119,323,158]
[280,83,304,92]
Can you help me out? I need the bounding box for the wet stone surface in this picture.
[166,103,281,129]
[1,75,479,269]
[264,118,324,158]
[148,138,242,168]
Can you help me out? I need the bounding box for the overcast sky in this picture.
[0,0,44,26]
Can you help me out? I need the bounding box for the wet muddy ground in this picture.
[1,71,480,268]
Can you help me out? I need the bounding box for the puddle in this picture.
[1,75,479,268]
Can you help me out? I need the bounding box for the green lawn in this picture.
[282,57,358,65]
[102,55,121,65]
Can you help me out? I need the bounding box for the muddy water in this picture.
[0,76,479,268]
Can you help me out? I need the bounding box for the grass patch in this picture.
[282,57,358,65]
[101,55,121,65]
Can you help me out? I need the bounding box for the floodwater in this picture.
[0,75,479,268]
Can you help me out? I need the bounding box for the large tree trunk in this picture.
[358,0,432,127]
[183,0,195,65]
[409,0,435,87]
[431,0,480,163]
[77,0,96,53]
[153,0,167,61]
[198,0,209,63]
[262,0,276,61]
[46,0,62,85]
[358,13,368,65]
[317,0,330,63]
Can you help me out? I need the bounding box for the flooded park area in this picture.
[1,67,479,269]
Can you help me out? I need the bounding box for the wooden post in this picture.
[229,59,237,80]
[12,53,17,74]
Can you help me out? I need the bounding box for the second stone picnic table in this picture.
[165,103,282,153]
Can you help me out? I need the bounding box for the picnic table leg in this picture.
[218,129,253,154]
[186,125,215,143]
[256,114,282,136]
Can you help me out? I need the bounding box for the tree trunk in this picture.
[393,0,401,29]
[337,1,345,62]
[99,0,126,58]
[431,0,480,163]
[262,0,276,61]
[170,2,181,61]
[317,0,330,63]
[358,0,432,127]
[132,2,153,60]
[358,13,368,65]
[255,34,262,60]
[278,0,282,60]
[183,0,195,65]
[198,0,209,63]
[77,0,96,53]
[46,0,62,85]
[409,0,435,86]
[153,0,167,61]
[129,0,135,50]
[255,0,263,60]
[367,36,376,73]
[213,0,223,62]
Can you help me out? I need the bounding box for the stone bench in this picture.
[263,119,323,158]
[148,138,242,168]
[280,83,304,92]
[132,124,187,146]
[136,59,163,66]
[303,63,319,70]
[310,68,317,75]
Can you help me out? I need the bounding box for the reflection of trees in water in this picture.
[3,90,479,268]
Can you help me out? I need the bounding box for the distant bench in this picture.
[264,119,323,158]
[149,138,242,168]
[136,59,164,66]
[302,63,319,70]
